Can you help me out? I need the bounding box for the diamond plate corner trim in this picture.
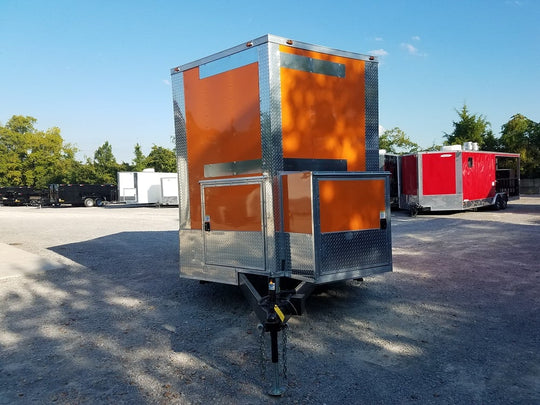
[259,42,286,276]
[365,60,379,171]
[171,72,190,229]
[179,229,204,274]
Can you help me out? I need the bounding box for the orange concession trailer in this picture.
[171,35,392,287]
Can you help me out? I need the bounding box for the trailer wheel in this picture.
[95,198,104,207]
[84,198,95,207]
[409,204,419,217]
[495,195,507,210]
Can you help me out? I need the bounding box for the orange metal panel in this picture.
[204,184,262,232]
[183,64,261,229]
[282,172,313,234]
[319,179,385,232]
[279,46,366,171]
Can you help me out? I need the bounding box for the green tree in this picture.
[379,127,420,154]
[5,115,37,134]
[422,143,442,152]
[0,115,78,188]
[71,158,99,183]
[500,114,540,178]
[444,104,493,148]
[93,141,118,183]
[132,143,147,171]
[482,130,500,151]
[145,145,176,172]
[0,122,23,185]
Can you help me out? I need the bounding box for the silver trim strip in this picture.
[204,159,262,178]
[280,53,345,78]
[199,46,258,79]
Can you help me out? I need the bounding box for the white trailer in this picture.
[117,169,178,205]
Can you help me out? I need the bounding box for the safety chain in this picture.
[282,323,288,380]
[258,324,266,377]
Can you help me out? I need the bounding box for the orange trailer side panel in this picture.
[319,179,385,233]
[282,172,313,234]
[183,64,262,229]
[279,45,366,171]
[203,184,262,232]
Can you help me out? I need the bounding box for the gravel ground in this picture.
[0,198,539,404]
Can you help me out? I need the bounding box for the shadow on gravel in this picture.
[1,213,539,404]
[0,231,267,404]
[279,214,540,403]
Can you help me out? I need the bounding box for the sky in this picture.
[1,0,539,163]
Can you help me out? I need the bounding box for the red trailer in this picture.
[398,148,520,215]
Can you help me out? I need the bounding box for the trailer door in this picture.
[200,178,266,271]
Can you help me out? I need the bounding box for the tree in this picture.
[0,115,78,188]
[422,143,442,152]
[69,158,98,183]
[144,145,176,172]
[5,115,37,134]
[444,104,493,149]
[482,130,500,152]
[379,127,420,154]
[132,143,147,171]
[93,141,118,184]
[500,114,540,178]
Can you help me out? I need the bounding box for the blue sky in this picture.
[1,0,539,163]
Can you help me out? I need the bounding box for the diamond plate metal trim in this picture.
[171,72,190,229]
[179,229,204,271]
[289,233,316,277]
[259,41,286,276]
[204,231,266,270]
[365,60,379,171]
[317,230,391,275]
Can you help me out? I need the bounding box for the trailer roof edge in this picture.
[170,34,377,75]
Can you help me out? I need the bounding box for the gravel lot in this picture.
[0,198,539,404]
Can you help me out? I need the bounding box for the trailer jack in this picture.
[239,274,313,396]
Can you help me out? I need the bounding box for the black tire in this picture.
[84,198,95,207]
[95,198,104,207]
[495,195,507,210]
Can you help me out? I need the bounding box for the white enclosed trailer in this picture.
[117,169,178,205]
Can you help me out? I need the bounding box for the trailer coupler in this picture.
[239,274,313,396]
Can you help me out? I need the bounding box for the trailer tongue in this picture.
[171,35,392,395]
